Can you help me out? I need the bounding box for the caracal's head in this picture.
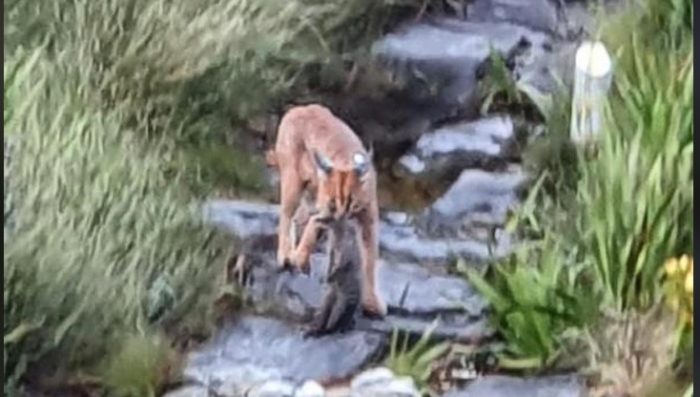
[312,148,373,220]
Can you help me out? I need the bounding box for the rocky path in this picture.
[166,1,597,396]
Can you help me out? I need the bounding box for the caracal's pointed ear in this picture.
[313,150,333,178]
[352,151,370,180]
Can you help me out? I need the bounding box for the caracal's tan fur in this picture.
[267,104,386,317]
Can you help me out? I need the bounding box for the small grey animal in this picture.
[304,216,362,337]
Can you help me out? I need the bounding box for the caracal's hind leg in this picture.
[356,206,387,318]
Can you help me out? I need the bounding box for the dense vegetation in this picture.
[466,0,693,395]
[3,0,429,395]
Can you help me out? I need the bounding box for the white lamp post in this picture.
[570,40,613,147]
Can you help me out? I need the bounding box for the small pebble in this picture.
[295,380,326,397]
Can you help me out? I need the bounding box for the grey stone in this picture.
[202,199,508,266]
[395,117,515,181]
[350,367,420,397]
[468,0,561,34]
[373,20,549,64]
[377,262,487,315]
[379,222,513,265]
[353,379,419,397]
[355,314,493,343]
[372,19,550,117]
[246,256,492,340]
[416,167,527,239]
[350,367,396,390]
[183,315,385,392]
[162,385,212,397]
[294,380,326,397]
[381,211,411,226]
[248,380,296,397]
[202,200,278,240]
[443,375,587,397]
[241,254,491,342]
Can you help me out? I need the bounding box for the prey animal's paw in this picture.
[229,254,250,286]
[302,326,326,339]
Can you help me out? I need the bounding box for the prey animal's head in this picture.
[312,148,373,220]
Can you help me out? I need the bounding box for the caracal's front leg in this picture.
[356,205,387,317]
[291,196,315,248]
[291,212,324,274]
[277,170,302,270]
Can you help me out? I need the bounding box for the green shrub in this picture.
[465,239,598,370]
[574,0,693,313]
[575,48,693,311]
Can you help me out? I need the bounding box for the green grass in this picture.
[4,0,430,197]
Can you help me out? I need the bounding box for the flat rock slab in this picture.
[468,0,561,34]
[184,315,386,395]
[395,116,515,180]
[355,314,492,344]
[240,250,491,342]
[372,19,550,117]
[373,20,549,64]
[416,166,527,239]
[443,375,587,397]
[203,199,510,266]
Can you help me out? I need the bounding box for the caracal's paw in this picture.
[277,249,295,272]
[361,294,387,319]
[290,249,312,275]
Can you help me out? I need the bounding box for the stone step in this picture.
[202,199,516,267]
[182,315,386,396]
[468,0,562,35]
[443,374,586,397]
[240,249,492,343]
[394,116,518,182]
[415,166,528,240]
[371,19,551,118]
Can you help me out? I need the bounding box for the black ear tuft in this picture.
[313,150,333,175]
[352,152,369,177]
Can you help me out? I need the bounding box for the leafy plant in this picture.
[574,41,693,312]
[478,50,522,115]
[477,46,554,122]
[465,239,598,370]
[464,0,693,388]
[385,321,450,395]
